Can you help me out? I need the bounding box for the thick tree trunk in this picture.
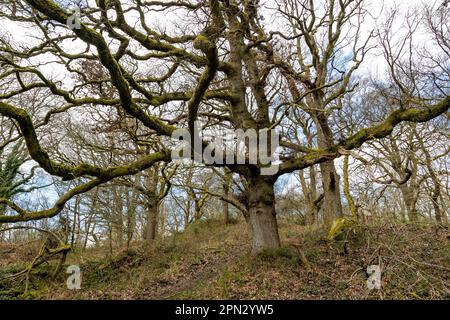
[247,176,280,253]
[400,185,418,222]
[143,169,159,245]
[144,201,158,242]
[314,112,343,226]
[320,161,343,226]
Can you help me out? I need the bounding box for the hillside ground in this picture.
[0,217,449,300]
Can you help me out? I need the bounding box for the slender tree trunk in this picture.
[308,166,319,224]
[194,200,202,221]
[83,216,93,251]
[247,176,280,253]
[71,196,80,247]
[299,166,319,225]
[158,202,167,237]
[0,206,5,241]
[112,186,124,246]
[126,182,138,250]
[399,199,406,221]
[441,196,449,224]
[223,169,231,224]
[431,188,442,223]
[343,155,358,218]
[108,221,113,256]
[299,171,313,225]
[83,192,98,251]
[418,136,443,223]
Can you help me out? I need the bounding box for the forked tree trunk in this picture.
[247,176,280,253]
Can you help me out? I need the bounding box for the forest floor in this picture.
[0,217,449,300]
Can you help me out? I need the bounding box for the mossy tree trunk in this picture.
[320,161,343,226]
[247,176,280,253]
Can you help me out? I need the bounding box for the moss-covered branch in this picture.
[25,0,176,137]
[0,101,171,180]
[278,97,450,175]
[188,32,219,137]
[0,149,170,223]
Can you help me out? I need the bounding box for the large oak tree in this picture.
[0,0,448,253]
